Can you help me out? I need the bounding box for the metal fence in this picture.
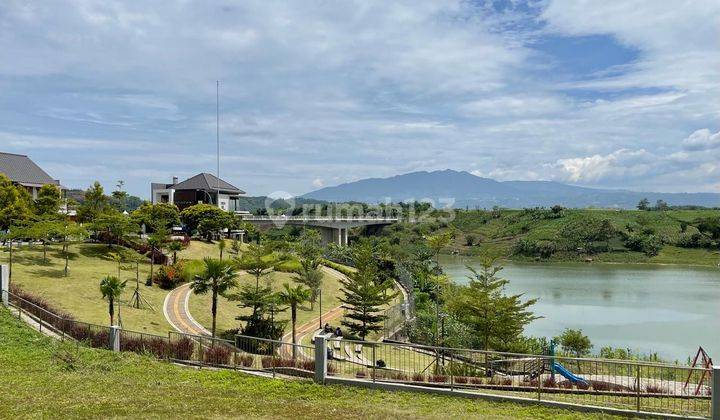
[4,289,715,418]
[8,290,112,350]
[325,338,712,418]
[167,332,316,378]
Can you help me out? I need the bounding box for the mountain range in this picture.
[301,170,720,209]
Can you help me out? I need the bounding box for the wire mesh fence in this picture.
[325,338,712,418]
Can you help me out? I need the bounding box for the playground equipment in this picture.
[552,361,589,386]
[548,338,589,386]
[683,346,713,396]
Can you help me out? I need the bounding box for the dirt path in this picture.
[162,282,210,336]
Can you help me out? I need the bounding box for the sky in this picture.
[0,0,718,198]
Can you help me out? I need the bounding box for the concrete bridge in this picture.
[239,215,398,246]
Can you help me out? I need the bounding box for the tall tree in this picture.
[190,258,238,337]
[339,242,396,340]
[77,181,109,222]
[236,244,274,290]
[99,275,126,326]
[111,180,128,212]
[278,282,311,360]
[0,173,32,230]
[131,202,180,232]
[34,184,62,216]
[446,260,538,351]
[292,266,323,310]
[90,211,138,248]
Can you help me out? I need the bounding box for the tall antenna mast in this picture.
[216,80,220,202]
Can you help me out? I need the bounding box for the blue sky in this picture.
[0,0,718,198]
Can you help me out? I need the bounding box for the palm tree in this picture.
[100,276,126,326]
[190,258,238,337]
[278,283,311,360]
[218,239,226,261]
[167,241,183,265]
[292,266,323,310]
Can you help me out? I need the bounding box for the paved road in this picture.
[163,282,211,336]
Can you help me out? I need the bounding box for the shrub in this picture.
[152,262,188,289]
[169,337,194,360]
[513,239,556,258]
[203,345,232,365]
[469,377,485,385]
[429,374,448,383]
[412,373,425,382]
[235,354,254,368]
[542,377,557,388]
[454,376,468,384]
[356,371,367,378]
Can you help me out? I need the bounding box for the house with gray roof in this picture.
[0,152,63,198]
[151,173,245,211]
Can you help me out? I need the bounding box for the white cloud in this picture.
[682,129,720,151]
[312,178,324,188]
[0,1,718,196]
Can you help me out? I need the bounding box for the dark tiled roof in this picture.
[171,173,244,194]
[0,152,59,186]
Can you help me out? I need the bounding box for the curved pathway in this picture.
[163,282,211,336]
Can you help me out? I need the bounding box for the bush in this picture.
[203,345,232,365]
[169,337,194,360]
[676,232,712,249]
[235,354,254,367]
[454,376,468,384]
[512,238,556,258]
[152,262,189,289]
[412,373,425,382]
[623,233,663,256]
[429,374,448,383]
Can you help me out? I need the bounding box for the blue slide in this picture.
[552,362,589,386]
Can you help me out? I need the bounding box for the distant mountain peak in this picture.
[301,170,720,209]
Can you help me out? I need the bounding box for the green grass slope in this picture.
[0,307,619,419]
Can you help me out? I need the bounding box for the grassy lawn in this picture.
[0,307,619,419]
[188,269,344,335]
[0,243,172,335]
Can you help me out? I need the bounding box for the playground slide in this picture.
[552,362,589,386]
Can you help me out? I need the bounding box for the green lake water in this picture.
[439,255,720,362]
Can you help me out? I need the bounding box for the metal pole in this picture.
[711,366,719,420]
[636,364,641,412]
[537,361,542,401]
[272,340,277,378]
[372,344,376,383]
[319,289,322,330]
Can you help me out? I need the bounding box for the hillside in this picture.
[0,308,607,419]
[383,208,720,266]
[302,170,720,209]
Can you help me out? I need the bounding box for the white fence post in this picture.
[110,325,121,352]
[712,366,719,420]
[314,334,328,384]
[1,264,8,307]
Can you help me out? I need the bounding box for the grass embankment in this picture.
[438,209,720,266]
[0,243,172,334]
[0,307,617,419]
